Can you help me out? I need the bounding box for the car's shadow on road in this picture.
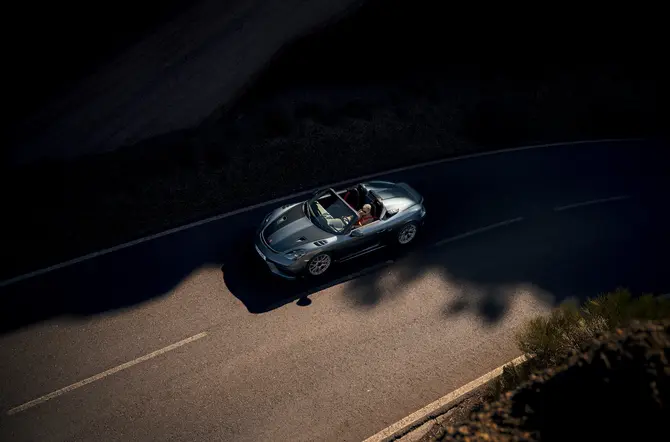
[222,233,422,313]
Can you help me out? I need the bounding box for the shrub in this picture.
[516,299,591,367]
[517,289,670,368]
[487,358,533,401]
[582,287,670,328]
[489,289,670,399]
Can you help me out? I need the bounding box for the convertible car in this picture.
[254,180,426,278]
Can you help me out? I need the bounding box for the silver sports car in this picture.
[254,180,426,279]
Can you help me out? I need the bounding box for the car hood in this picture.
[362,181,422,212]
[262,203,331,252]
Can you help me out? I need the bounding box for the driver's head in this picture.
[361,204,372,215]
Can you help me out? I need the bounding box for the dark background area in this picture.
[6,0,665,130]
[224,0,665,115]
[5,0,195,131]
[216,0,666,152]
[1,0,667,279]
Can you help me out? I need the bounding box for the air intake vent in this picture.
[314,240,328,246]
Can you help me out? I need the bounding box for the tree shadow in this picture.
[222,177,669,321]
[343,188,670,323]
[0,222,228,334]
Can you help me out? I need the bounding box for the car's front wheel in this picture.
[307,253,332,276]
[397,222,418,245]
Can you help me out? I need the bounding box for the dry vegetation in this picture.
[491,289,670,400]
[424,319,670,441]
[421,290,670,441]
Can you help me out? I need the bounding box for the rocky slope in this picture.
[423,320,670,441]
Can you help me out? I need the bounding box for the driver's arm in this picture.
[326,218,345,230]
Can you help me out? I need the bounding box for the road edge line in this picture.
[362,354,530,442]
[374,293,670,442]
[0,138,643,287]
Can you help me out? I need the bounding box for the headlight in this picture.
[285,249,306,260]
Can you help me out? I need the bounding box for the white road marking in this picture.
[433,217,524,247]
[0,138,639,288]
[362,354,530,442]
[553,194,630,212]
[6,332,208,416]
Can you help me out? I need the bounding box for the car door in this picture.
[336,219,389,261]
[326,220,368,261]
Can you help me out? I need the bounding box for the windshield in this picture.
[307,189,357,234]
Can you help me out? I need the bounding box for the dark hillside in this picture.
[5,0,195,129]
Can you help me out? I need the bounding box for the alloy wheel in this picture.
[398,224,417,244]
[308,254,331,275]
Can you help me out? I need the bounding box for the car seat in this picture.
[343,188,360,209]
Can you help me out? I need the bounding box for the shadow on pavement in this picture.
[222,233,414,313]
[221,143,670,319]
[0,228,226,334]
[222,183,670,321]
[3,144,669,334]
[1,0,667,337]
[343,191,670,324]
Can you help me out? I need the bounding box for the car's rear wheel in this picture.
[397,222,418,245]
[307,253,332,276]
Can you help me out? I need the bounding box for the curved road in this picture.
[1,140,668,441]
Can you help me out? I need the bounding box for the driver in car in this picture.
[356,204,374,227]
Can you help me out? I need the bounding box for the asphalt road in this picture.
[1,140,668,441]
